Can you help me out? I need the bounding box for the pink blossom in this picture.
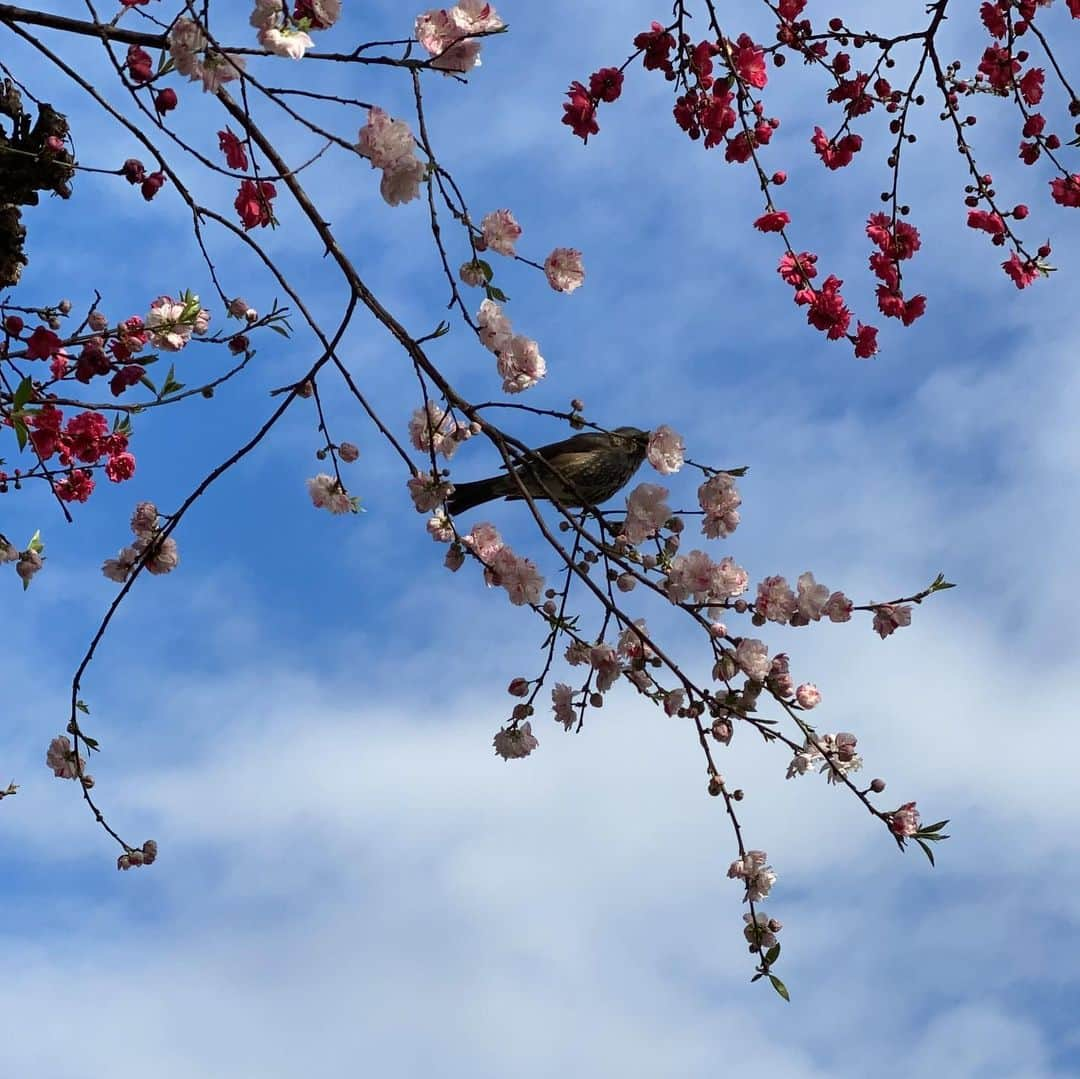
[493,721,538,760]
[131,501,158,536]
[589,643,621,692]
[552,683,575,729]
[408,473,452,513]
[491,547,544,606]
[199,53,245,92]
[168,18,206,79]
[464,521,503,561]
[46,735,85,779]
[544,248,585,293]
[617,618,653,661]
[727,850,776,902]
[889,801,920,837]
[140,535,180,575]
[825,591,853,622]
[698,473,741,538]
[356,107,416,170]
[250,0,283,28]
[795,683,821,709]
[103,547,139,583]
[665,549,718,604]
[146,296,193,352]
[872,603,912,638]
[623,482,671,544]
[755,576,796,624]
[477,298,513,355]
[497,335,546,393]
[409,402,462,459]
[646,425,685,475]
[480,209,521,256]
[380,157,425,206]
[796,571,830,621]
[260,27,315,59]
[427,514,454,543]
[735,638,770,682]
[663,689,685,716]
[306,473,355,514]
[339,442,360,463]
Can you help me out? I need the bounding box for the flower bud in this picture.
[870,778,886,793]
[507,678,530,697]
[339,442,360,463]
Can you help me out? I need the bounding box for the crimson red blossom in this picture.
[1018,68,1044,106]
[1002,252,1040,288]
[125,45,153,84]
[754,210,790,233]
[732,34,767,89]
[1050,175,1080,208]
[967,209,1006,235]
[24,326,61,360]
[633,21,675,74]
[980,1,1008,38]
[978,45,1019,92]
[218,128,248,170]
[811,126,863,169]
[561,81,598,141]
[234,179,277,229]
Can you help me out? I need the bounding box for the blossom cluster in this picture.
[416,1,505,73]
[476,299,546,393]
[462,521,544,606]
[101,501,180,582]
[166,19,246,93]
[355,106,426,207]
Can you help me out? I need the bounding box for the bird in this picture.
[447,425,650,516]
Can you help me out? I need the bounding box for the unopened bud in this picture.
[507,678,530,697]
[707,775,723,797]
[870,778,886,793]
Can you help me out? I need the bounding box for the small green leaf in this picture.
[485,285,508,302]
[921,819,950,834]
[269,324,290,338]
[76,700,90,714]
[139,374,158,395]
[27,530,43,554]
[13,416,28,451]
[915,837,936,867]
[765,943,781,964]
[769,975,790,1002]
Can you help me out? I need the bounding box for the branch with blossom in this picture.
[11,0,1075,998]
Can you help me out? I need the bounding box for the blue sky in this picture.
[1,2,1079,1075]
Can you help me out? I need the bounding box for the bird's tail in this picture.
[446,474,514,516]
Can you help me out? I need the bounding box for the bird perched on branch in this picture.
[447,426,650,516]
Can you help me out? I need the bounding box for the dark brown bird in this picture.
[447,426,650,516]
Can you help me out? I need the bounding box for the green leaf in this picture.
[765,943,781,964]
[76,700,90,714]
[12,375,33,411]
[269,324,290,338]
[13,415,28,451]
[769,975,790,1002]
[81,734,99,751]
[915,837,936,867]
[139,374,158,395]
[485,285,508,302]
[27,530,43,554]
[921,819,950,834]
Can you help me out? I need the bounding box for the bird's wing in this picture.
[496,431,610,471]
